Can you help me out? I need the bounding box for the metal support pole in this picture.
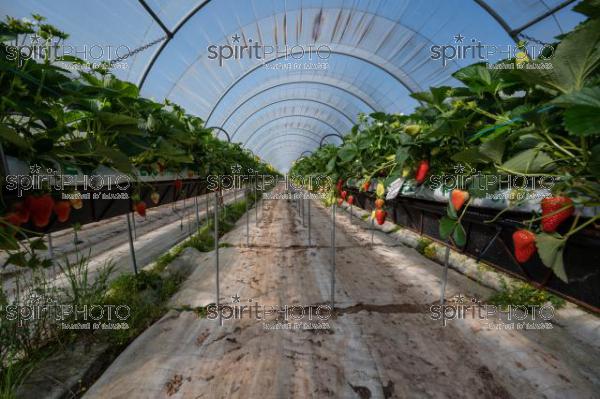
[246,188,250,246]
[440,245,451,326]
[126,213,138,275]
[47,232,54,259]
[350,203,353,224]
[131,212,137,239]
[301,196,305,226]
[308,199,311,246]
[303,196,307,227]
[205,192,209,226]
[47,232,55,274]
[254,183,258,226]
[371,216,375,247]
[214,192,221,325]
[195,195,200,230]
[331,203,336,310]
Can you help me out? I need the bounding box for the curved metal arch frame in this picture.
[226,97,356,131]
[214,80,378,128]
[254,132,321,155]
[261,143,320,162]
[206,126,231,142]
[230,98,355,139]
[136,0,574,90]
[248,125,330,150]
[241,115,345,147]
[319,133,344,147]
[198,49,419,124]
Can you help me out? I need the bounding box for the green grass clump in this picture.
[416,237,432,254]
[423,244,438,260]
[103,270,183,345]
[488,281,565,310]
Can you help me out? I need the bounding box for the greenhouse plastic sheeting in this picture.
[3,0,585,171]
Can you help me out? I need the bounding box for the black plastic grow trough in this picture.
[2,179,209,235]
[349,188,600,314]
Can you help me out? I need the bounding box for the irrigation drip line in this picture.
[468,105,556,142]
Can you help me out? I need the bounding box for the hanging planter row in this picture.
[292,8,600,313]
[345,185,600,313]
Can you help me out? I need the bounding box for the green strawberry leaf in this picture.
[30,239,47,251]
[439,216,456,240]
[535,233,567,282]
[501,148,555,173]
[452,223,467,247]
[563,106,600,136]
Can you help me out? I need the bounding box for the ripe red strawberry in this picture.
[150,191,160,205]
[135,201,147,217]
[375,198,385,209]
[540,196,574,232]
[25,194,55,228]
[174,179,182,191]
[415,160,430,184]
[375,209,387,225]
[4,212,22,227]
[451,189,469,211]
[53,201,71,223]
[336,179,344,193]
[362,180,370,191]
[341,190,347,200]
[12,202,30,223]
[337,198,344,206]
[512,229,536,263]
[347,195,354,205]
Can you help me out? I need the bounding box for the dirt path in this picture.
[84,185,600,399]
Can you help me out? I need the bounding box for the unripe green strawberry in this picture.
[150,191,160,205]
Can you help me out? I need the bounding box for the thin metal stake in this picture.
[131,212,137,239]
[302,196,305,226]
[308,198,311,246]
[214,192,221,325]
[350,203,353,224]
[126,213,138,275]
[440,244,451,326]
[331,203,336,310]
[205,192,209,226]
[195,195,200,230]
[371,217,375,247]
[246,188,250,246]
[47,232,55,275]
[254,184,258,226]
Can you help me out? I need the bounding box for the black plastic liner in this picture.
[350,189,600,313]
[2,179,208,235]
